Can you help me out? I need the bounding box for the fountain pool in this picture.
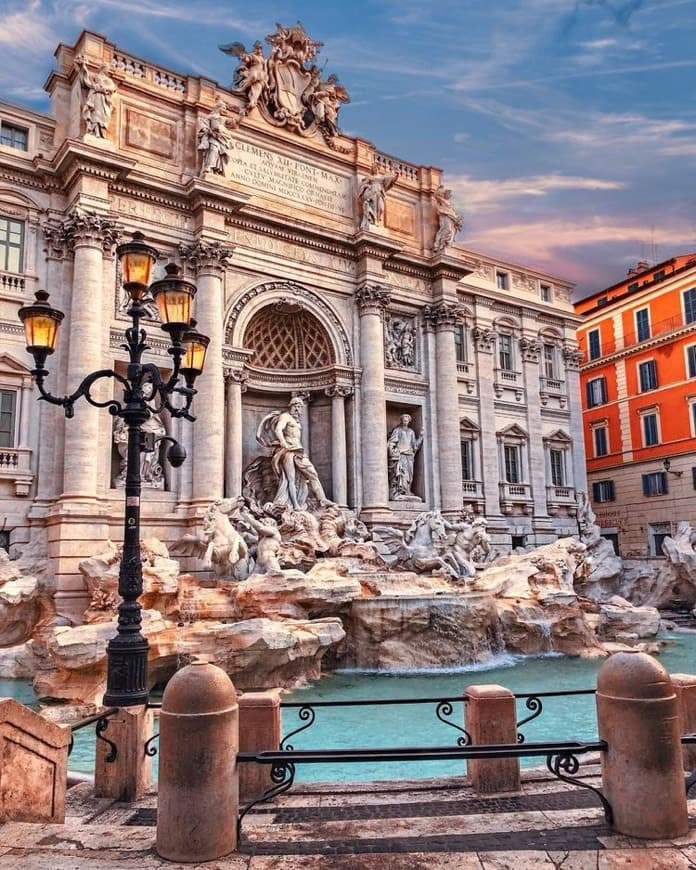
[5,631,696,782]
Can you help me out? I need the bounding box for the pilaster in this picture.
[325,385,352,506]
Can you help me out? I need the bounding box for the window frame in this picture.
[592,479,615,503]
[503,443,521,483]
[641,410,660,447]
[588,328,601,360]
[454,323,467,365]
[0,216,24,273]
[0,122,28,152]
[0,388,17,448]
[686,344,696,379]
[540,283,552,303]
[684,288,696,325]
[498,333,514,372]
[549,448,566,486]
[593,425,609,457]
[638,358,658,392]
[460,438,474,481]
[495,271,509,291]
[642,471,668,497]
[543,343,557,379]
[635,308,650,342]
[586,375,607,408]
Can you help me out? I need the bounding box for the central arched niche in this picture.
[240,302,337,502]
[243,301,335,370]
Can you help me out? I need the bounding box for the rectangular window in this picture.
[642,471,668,497]
[454,324,467,364]
[642,412,659,446]
[0,122,28,151]
[549,449,565,486]
[685,288,696,324]
[592,480,615,502]
[0,217,24,273]
[504,444,520,483]
[635,308,650,341]
[498,334,513,371]
[588,329,601,360]
[496,271,509,291]
[540,284,552,302]
[692,466,696,490]
[461,440,473,481]
[593,426,608,457]
[638,359,658,392]
[687,345,696,378]
[654,270,665,281]
[0,390,16,448]
[628,282,639,292]
[543,344,557,379]
[586,376,607,408]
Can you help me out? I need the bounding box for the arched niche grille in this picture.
[243,303,335,370]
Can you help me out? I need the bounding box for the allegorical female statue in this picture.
[76,57,117,138]
[387,413,424,500]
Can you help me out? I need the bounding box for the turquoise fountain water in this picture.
[5,631,695,781]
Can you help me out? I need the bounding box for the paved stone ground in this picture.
[3,766,696,868]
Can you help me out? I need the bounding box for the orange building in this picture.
[575,255,696,557]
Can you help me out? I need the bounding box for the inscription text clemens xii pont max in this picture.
[228,141,353,217]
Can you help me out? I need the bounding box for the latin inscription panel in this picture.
[229,141,353,218]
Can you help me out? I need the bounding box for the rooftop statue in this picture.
[220,23,350,146]
[358,171,398,231]
[76,56,116,139]
[197,100,239,177]
[432,185,463,252]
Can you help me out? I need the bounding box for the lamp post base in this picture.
[103,636,150,707]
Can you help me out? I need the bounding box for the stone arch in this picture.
[244,304,334,370]
[493,314,521,333]
[538,325,563,343]
[224,280,352,367]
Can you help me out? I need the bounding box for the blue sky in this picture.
[3,0,696,296]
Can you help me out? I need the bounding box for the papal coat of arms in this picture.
[219,22,350,148]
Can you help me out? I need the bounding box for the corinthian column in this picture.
[424,302,463,513]
[179,241,233,501]
[62,210,119,497]
[356,284,390,511]
[224,368,247,498]
[325,385,352,506]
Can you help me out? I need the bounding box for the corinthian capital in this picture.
[42,220,72,261]
[179,240,234,276]
[224,368,249,392]
[62,208,120,253]
[355,283,391,315]
[422,301,463,331]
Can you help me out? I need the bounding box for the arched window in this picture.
[244,304,334,370]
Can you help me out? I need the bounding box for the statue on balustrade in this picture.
[387,413,423,500]
[432,185,462,252]
[76,56,117,138]
[197,100,239,176]
[358,171,398,231]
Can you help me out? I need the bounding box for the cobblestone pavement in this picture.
[2,768,696,868]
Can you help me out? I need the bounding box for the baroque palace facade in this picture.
[0,28,585,622]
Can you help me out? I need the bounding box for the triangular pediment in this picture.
[496,423,528,440]
[460,416,480,433]
[543,428,572,445]
[0,353,32,376]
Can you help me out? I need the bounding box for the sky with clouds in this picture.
[2,0,696,297]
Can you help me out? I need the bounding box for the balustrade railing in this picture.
[0,270,25,297]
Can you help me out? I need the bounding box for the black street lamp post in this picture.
[18,231,209,706]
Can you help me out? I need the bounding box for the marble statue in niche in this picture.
[384,316,416,370]
[197,100,239,177]
[432,185,462,252]
[112,412,166,489]
[255,396,334,512]
[358,171,398,231]
[387,413,424,500]
[76,56,117,138]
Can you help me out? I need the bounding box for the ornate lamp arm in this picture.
[33,368,128,419]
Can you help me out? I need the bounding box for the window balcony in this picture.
[498,481,533,515]
[0,270,26,301]
[461,479,485,512]
[0,447,33,496]
[546,484,577,516]
[540,376,564,393]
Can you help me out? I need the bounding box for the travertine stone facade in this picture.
[0,29,584,621]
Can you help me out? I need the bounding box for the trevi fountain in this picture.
[0,392,694,718]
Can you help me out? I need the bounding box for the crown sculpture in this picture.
[220,22,350,148]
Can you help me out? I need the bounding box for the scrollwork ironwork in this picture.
[516,695,543,743]
[435,701,471,746]
[144,731,159,757]
[237,760,296,838]
[280,705,316,751]
[96,716,118,764]
[546,751,612,823]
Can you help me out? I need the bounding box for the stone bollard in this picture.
[465,684,520,793]
[596,652,688,838]
[671,673,696,771]
[238,690,281,804]
[94,705,153,802]
[156,661,239,863]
